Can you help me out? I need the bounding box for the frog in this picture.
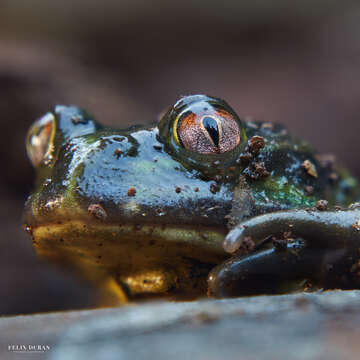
[23,94,360,305]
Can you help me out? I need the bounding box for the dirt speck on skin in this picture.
[88,204,107,221]
[352,220,360,231]
[114,148,123,159]
[253,162,270,178]
[128,187,136,196]
[175,186,181,193]
[248,136,265,155]
[302,159,318,178]
[316,199,328,211]
[239,236,255,253]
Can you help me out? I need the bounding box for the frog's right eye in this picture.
[26,112,56,167]
[174,108,241,155]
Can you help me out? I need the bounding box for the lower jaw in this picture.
[28,220,228,302]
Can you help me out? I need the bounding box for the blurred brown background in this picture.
[1,0,360,315]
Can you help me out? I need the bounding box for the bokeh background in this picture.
[1,0,360,315]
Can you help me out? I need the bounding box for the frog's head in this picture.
[23,95,250,295]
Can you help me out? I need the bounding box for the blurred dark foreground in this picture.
[1,0,360,315]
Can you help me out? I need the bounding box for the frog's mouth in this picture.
[27,220,228,299]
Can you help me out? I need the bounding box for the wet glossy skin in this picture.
[23,95,360,304]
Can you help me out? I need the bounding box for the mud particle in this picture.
[114,148,123,158]
[237,152,253,166]
[254,162,270,177]
[210,183,220,194]
[153,157,158,163]
[175,186,182,193]
[316,199,328,211]
[128,187,136,196]
[248,136,266,155]
[88,204,108,221]
[239,236,255,253]
[352,220,360,231]
[194,187,199,192]
[301,160,318,178]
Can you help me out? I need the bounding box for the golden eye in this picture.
[26,112,56,167]
[175,107,241,154]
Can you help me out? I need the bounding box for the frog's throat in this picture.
[28,220,227,271]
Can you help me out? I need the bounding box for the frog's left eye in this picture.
[174,107,241,154]
[26,112,56,167]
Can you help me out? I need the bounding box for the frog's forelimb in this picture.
[224,207,360,254]
[208,206,360,298]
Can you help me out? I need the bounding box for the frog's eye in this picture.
[174,107,241,154]
[26,112,56,167]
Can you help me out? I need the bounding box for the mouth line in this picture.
[28,220,227,255]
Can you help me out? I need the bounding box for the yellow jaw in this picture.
[29,221,228,305]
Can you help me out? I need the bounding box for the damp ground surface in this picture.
[1,291,360,360]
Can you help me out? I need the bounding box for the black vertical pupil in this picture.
[202,116,219,147]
